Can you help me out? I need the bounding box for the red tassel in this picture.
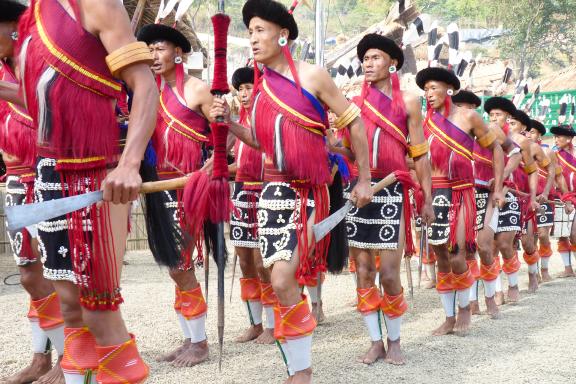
[443,94,451,118]
[282,45,301,93]
[182,171,210,236]
[175,63,185,99]
[390,72,405,115]
[208,121,231,223]
[210,13,231,95]
[359,80,370,106]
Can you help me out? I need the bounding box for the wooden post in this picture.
[130,0,147,32]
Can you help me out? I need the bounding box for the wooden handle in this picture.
[371,173,397,194]
[140,176,189,194]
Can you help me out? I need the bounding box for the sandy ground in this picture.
[1,244,576,384]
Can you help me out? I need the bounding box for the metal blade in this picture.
[313,200,353,242]
[229,253,238,303]
[405,257,414,299]
[6,191,103,231]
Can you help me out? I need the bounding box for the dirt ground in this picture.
[1,244,576,384]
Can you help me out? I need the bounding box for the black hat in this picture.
[137,24,191,53]
[232,67,255,91]
[0,0,27,23]
[415,67,460,90]
[242,0,298,41]
[357,33,404,69]
[484,96,516,116]
[451,90,481,108]
[550,125,576,137]
[530,119,546,136]
[512,110,531,128]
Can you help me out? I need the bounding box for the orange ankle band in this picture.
[96,335,149,384]
[27,300,39,320]
[61,327,98,375]
[261,282,277,307]
[298,273,325,287]
[380,290,408,319]
[538,244,552,258]
[494,255,502,271]
[453,269,475,290]
[31,292,64,330]
[273,303,284,341]
[180,285,207,320]
[279,295,317,339]
[240,278,262,302]
[436,272,454,292]
[357,286,381,314]
[502,253,521,274]
[557,239,570,252]
[570,244,576,252]
[523,250,540,266]
[466,259,480,279]
[479,259,500,281]
[174,286,182,312]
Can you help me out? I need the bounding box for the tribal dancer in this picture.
[137,23,213,367]
[349,34,433,365]
[527,119,557,282]
[0,2,64,383]
[229,66,275,344]
[18,0,156,381]
[451,90,484,315]
[508,110,554,293]
[550,124,576,278]
[416,67,505,335]
[484,97,538,303]
[211,1,372,381]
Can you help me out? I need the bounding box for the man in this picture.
[229,66,275,344]
[348,33,433,365]
[484,97,538,303]
[211,1,372,382]
[18,0,156,381]
[527,119,558,281]
[137,23,214,367]
[416,67,505,336]
[550,124,576,278]
[452,90,481,111]
[0,2,64,383]
[508,110,554,292]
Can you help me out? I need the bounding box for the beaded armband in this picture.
[106,42,153,78]
[523,162,537,174]
[477,130,496,148]
[538,157,551,169]
[334,104,361,130]
[408,142,429,158]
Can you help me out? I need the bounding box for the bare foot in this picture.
[172,340,209,367]
[537,272,542,283]
[311,302,325,324]
[32,356,64,384]
[558,267,576,278]
[495,291,505,306]
[432,317,456,336]
[454,306,472,336]
[255,328,275,344]
[235,324,263,343]
[291,368,312,384]
[528,273,539,293]
[356,340,386,365]
[282,376,293,384]
[485,296,501,319]
[506,286,520,304]
[423,280,436,289]
[157,339,191,362]
[384,338,405,365]
[2,353,51,384]
[470,300,481,315]
[541,269,553,283]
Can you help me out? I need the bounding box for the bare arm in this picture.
[535,145,555,200]
[0,80,25,107]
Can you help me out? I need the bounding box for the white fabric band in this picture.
[561,251,571,267]
[528,263,538,274]
[507,271,519,287]
[469,280,479,301]
[457,287,471,308]
[29,319,50,354]
[247,300,263,326]
[363,311,382,342]
[44,325,65,356]
[383,315,401,342]
[64,373,96,384]
[286,335,313,373]
[484,279,497,298]
[306,285,319,304]
[177,313,192,339]
[541,256,550,269]
[186,314,207,343]
[264,306,275,329]
[495,273,503,292]
[440,291,456,317]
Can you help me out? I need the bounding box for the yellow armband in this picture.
[538,157,551,169]
[334,103,361,130]
[556,167,563,175]
[408,142,429,158]
[106,42,153,78]
[523,162,537,174]
[477,130,496,148]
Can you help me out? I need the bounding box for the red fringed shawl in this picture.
[155,83,211,175]
[235,112,264,182]
[556,148,576,193]
[426,112,476,252]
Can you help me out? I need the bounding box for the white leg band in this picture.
[541,256,550,269]
[457,287,471,308]
[278,342,294,376]
[484,279,497,298]
[177,313,192,339]
[362,311,382,342]
[507,271,519,287]
[247,300,263,325]
[186,314,207,343]
[286,335,313,373]
[495,273,503,292]
[383,315,401,342]
[306,285,319,304]
[440,291,456,317]
[469,280,479,301]
[264,306,275,329]
[29,319,50,354]
[528,263,538,274]
[374,272,380,287]
[44,325,65,356]
[64,373,94,384]
[561,251,571,267]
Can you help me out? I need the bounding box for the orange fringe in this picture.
[380,290,408,319]
[240,278,262,302]
[357,286,382,315]
[61,327,98,375]
[180,285,208,320]
[31,292,64,330]
[95,335,149,384]
[279,295,317,339]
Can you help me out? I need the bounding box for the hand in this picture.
[420,201,435,225]
[209,97,230,123]
[350,178,373,208]
[101,163,142,205]
[536,193,548,204]
[565,201,574,214]
[200,156,214,176]
[529,198,540,213]
[487,178,495,191]
[492,190,505,209]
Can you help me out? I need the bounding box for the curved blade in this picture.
[313,200,353,242]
